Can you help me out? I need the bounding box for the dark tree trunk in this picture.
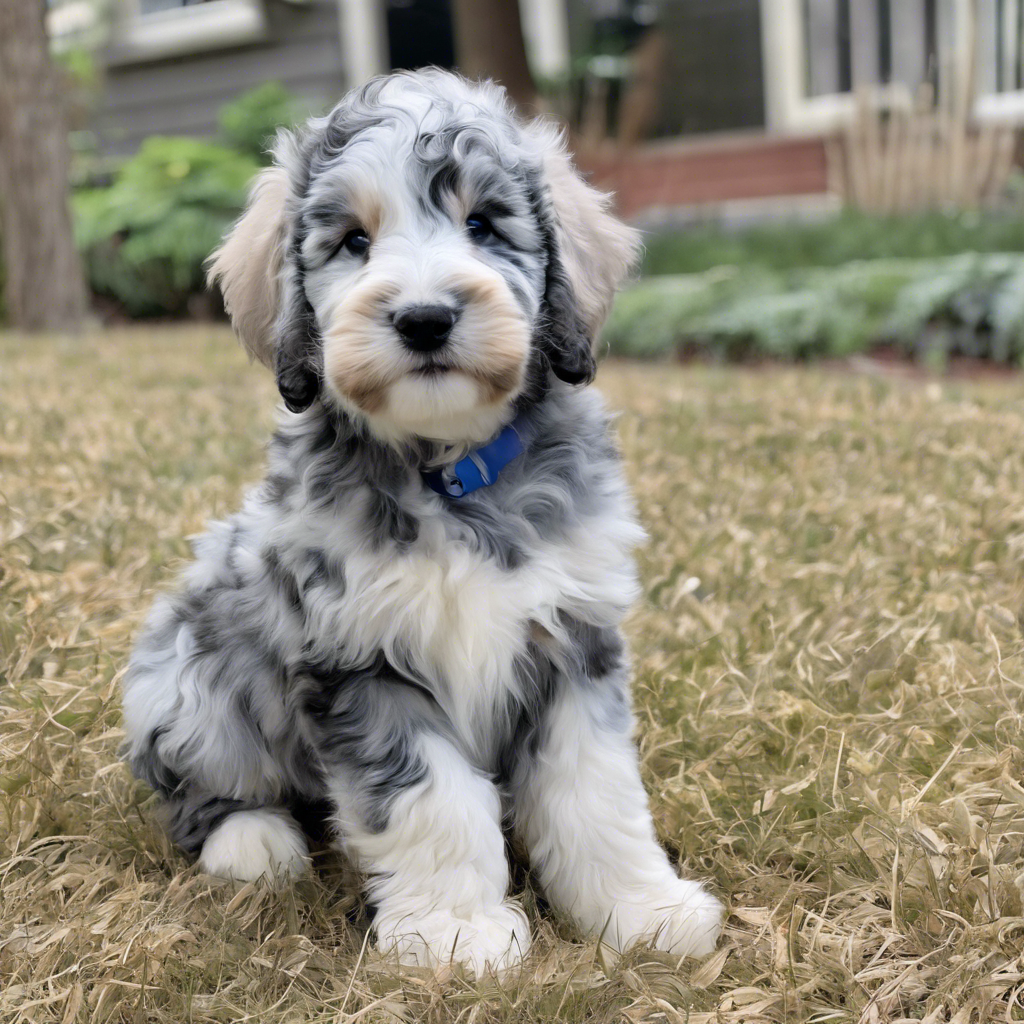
[450,0,538,111]
[0,0,88,331]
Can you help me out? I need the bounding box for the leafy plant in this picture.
[73,136,260,316]
[642,209,1024,276]
[68,84,305,317]
[604,253,1024,365]
[218,81,302,164]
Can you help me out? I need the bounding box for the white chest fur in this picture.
[288,499,643,753]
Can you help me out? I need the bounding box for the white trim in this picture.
[759,0,807,132]
[336,0,388,87]
[975,89,1024,123]
[108,0,267,65]
[519,0,571,81]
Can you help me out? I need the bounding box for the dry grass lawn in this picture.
[2,326,1024,1023]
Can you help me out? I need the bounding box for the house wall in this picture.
[580,133,830,217]
[96,0,346,156]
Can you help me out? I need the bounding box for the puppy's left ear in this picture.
[532,133,641,385]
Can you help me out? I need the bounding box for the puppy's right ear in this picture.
[207,165,290,370]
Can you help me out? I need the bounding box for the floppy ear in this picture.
[273,270,322,413]
[208,154,323,412]
[534,138,641,385]
[207,166,290,370]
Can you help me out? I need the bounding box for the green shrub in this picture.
[218,82,302,164]
[69,84,304,317]
[642,209,1024,276]
[604,254,1024,366]
[74,136,260,316]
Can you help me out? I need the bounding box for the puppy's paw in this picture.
[376,902,531,976]
[604,880,723,958]
[199,808,310,882]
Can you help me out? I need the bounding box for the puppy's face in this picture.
[299,99,544,442]
[210,71,640,447]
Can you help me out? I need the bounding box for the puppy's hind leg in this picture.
[304,664,530,976]
[197,807,310,882]
[159,786,311,883]
[124,556,317,883]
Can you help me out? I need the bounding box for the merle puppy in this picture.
[122,69,723,974]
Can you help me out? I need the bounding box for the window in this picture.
[802,0,939,98]
[762,0,1024,131]
[108,0,267,65]
[976,0,1024,119]
[139,0,218,13]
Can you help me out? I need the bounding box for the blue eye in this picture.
[466,213,494,241]
[342,229,370,256]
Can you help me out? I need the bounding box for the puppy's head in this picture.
[209,70,639,445]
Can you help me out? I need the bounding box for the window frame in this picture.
[761,0,1024,132]
[107,0,268,65]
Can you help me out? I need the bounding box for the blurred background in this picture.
[4,0,1024,371]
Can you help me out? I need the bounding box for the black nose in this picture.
[394,305,457,352]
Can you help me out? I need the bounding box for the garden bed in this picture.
[605,252,1024,368]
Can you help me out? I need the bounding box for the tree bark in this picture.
[0,0,88,331]
[450,0,538,111]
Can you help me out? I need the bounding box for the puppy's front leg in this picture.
[303,665,529,975]
[514,623,723,957]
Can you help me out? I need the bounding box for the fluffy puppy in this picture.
[122,69,723,974]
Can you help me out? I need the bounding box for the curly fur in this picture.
[124,69,723,975]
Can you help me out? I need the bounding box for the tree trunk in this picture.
[0,0,88,331]
[450,0,538,111]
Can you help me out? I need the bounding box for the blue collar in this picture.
[422,417,525,498]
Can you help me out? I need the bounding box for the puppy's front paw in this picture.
[376,902,531,976]
[198,808,310,882]
[605,880,723,958]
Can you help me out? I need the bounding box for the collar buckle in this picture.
[422,417,525,499]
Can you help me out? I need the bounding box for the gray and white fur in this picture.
[122,69,723,974]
